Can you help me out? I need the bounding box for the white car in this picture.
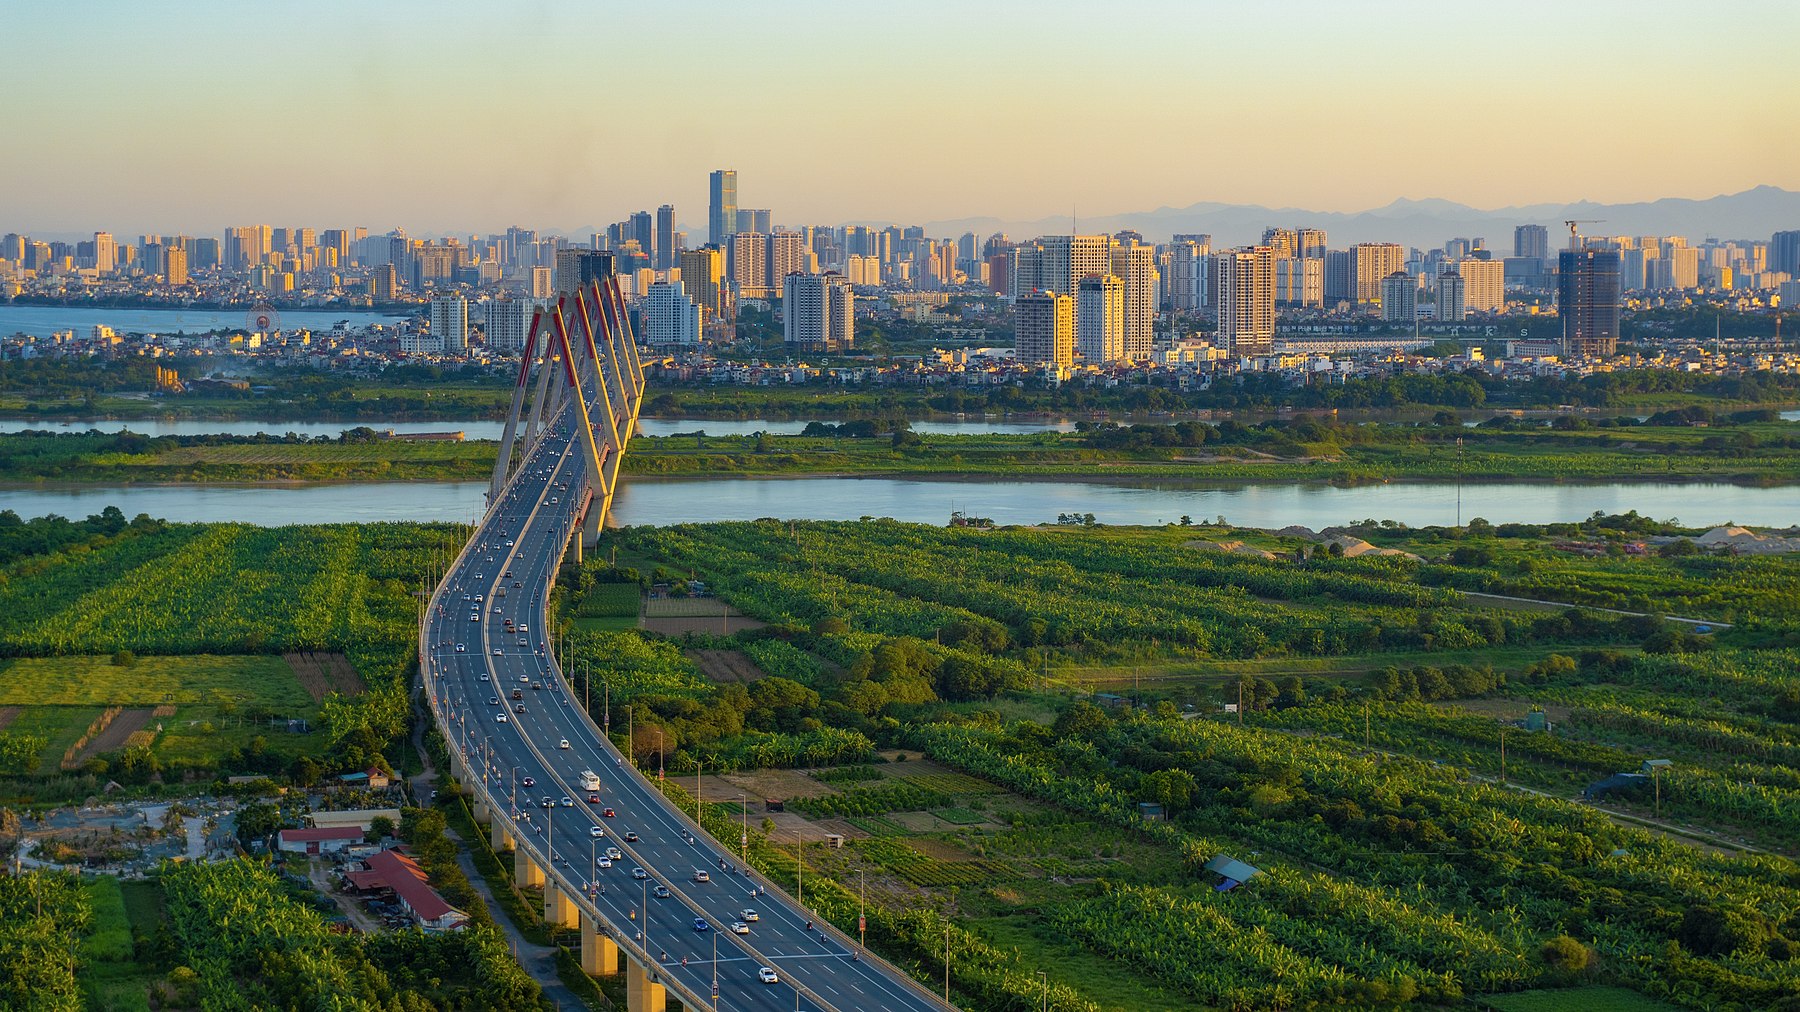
[559,738,571,750]
[590,825,605,838]
[741,909,759,922]
[632,867,649,880]
[479,673,490,681]
[454,643,466,653]
[596,857,612,869]
[731,920,750,935]
[605,847,621,860]
[496,714,508,723]
[758,967,778,984]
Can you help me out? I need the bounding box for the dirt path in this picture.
[0,706,18,731]
[1458,590,1729,629]
[69,708,152,766]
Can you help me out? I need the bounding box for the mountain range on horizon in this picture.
[908,184,1800,251]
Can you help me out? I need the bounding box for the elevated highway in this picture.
[420,275,949,1012]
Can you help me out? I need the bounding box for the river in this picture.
[0,305,407,338]
[0,477,1791,531]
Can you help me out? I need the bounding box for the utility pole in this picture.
[1456,436,1464,529]
[1654,765,1662,818]
[1363,701,1370,747]
[1499,729,1506,785]
[945,924,952,1004]
[1237,680,1244,726]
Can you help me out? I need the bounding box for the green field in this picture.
[80,876,153,1012]
[1479,987,1682,1012]
[0,654,311,709]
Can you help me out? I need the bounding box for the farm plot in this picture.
[282,652,366,702]
[686,649,767,684]
[641,596,765,636]
[0,654,314,711]
[64,708,155,769]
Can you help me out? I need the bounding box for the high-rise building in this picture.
[165,245,189,286]
[655,205,676,270]
[1167,238,1211,311]
[629,211,655,265]
[1515,224,1549,261]
[1014,292,1074,368]
[1380,271,1417,324]
[1262,228,1298,259]
[1772,230,1800,277]
[1296,229,1328,259]
[678,247,726,319]
[92,232,116,274]
[1351,243,1405,310]
[782,272,853,352]
[430,292,469,353]
[372,263,397,301]
[1667,246,1700,289]
[736,209,772,236]
[1559,248,1621,359]
[709,170,737,246]
[141,242,166,278]
[1213,246,1276,358]
[1012,235,1111,299]
[554,249,614,298]
[1323,249,1352,305]
[1457,258,1505,313]
[1275,257,1322,307]
[731,233,769,297]
[643,280,702,345]
[768,232,808,291]
[1075,274,1125,364]
[484,297,533,352]
[1437,267,1466,321]
[1109,242,1157,360]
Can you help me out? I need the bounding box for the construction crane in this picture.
[1564,219,1605,250]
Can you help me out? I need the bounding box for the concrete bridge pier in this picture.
[491,820,514,853]
[580,918,621,976]
[626,958,667,1012]
[545,880,580,929]
[472,799,491,825]
[515,848,545,888]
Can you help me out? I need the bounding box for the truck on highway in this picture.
[579,770,602,792]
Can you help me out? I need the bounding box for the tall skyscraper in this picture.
[709,170,738,246]
[1213,246,1276,358]
[165,245,189,286]
[1772,230,1800,277]
[768,232,808,291]
[679,247,726,319]
[629,211,655,265]
[1457,258,1505,313]
[1296,229,1328,259]
[1012,235,1111,299]
[1110,242,1157,360]
[1275,257,1322,307]
[731,233,769,297]
[92,232,116,274]
[1262,228,1298,259]
[655,205,676,270]
[1167,238,1211,311]
[430,291,469,353]
[736,209,772,236]
[1515,224,1549,261]
[1380,271,1416,324]
[1437,267,1466,321]
[484,297,532,352]
[1559,248,1621,359]
[643,281,702,345]
[782,272,853,352]
[1076,274,1125,364]
[1014,292,1074,368]
[1352,243,1405,311]
[554,248,614,297]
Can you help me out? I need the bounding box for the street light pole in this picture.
[739,794,748,867]
[1037,969,1048,1012]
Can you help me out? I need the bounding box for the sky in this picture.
[3,0,1797,237]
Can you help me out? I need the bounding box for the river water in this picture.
[0,477,1791,531]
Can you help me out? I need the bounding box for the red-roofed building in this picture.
[277,826,364,855]
[349,849,469,931]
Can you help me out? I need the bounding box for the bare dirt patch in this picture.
[718,768,840,802]
[758,811,843,843]
[687,650,766,684]
[887,810,1005,833]
[285,652,365,702]
[71,709,153,765]
[0,706,18,731]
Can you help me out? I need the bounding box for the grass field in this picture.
[81,875,155,1012]
[0,655,321,774]
[0,654,312,709]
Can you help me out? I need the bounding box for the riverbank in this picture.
[5,417,1800,486]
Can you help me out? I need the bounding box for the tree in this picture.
[366,815,397,843]
[1540,935,1592,974]
[1053,701,1110,739]
[236,802,283,848]
[1143,768,1198,814]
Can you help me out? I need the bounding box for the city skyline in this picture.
[4,0,1797,236]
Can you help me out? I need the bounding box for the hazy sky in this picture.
[4,0,1796,237]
